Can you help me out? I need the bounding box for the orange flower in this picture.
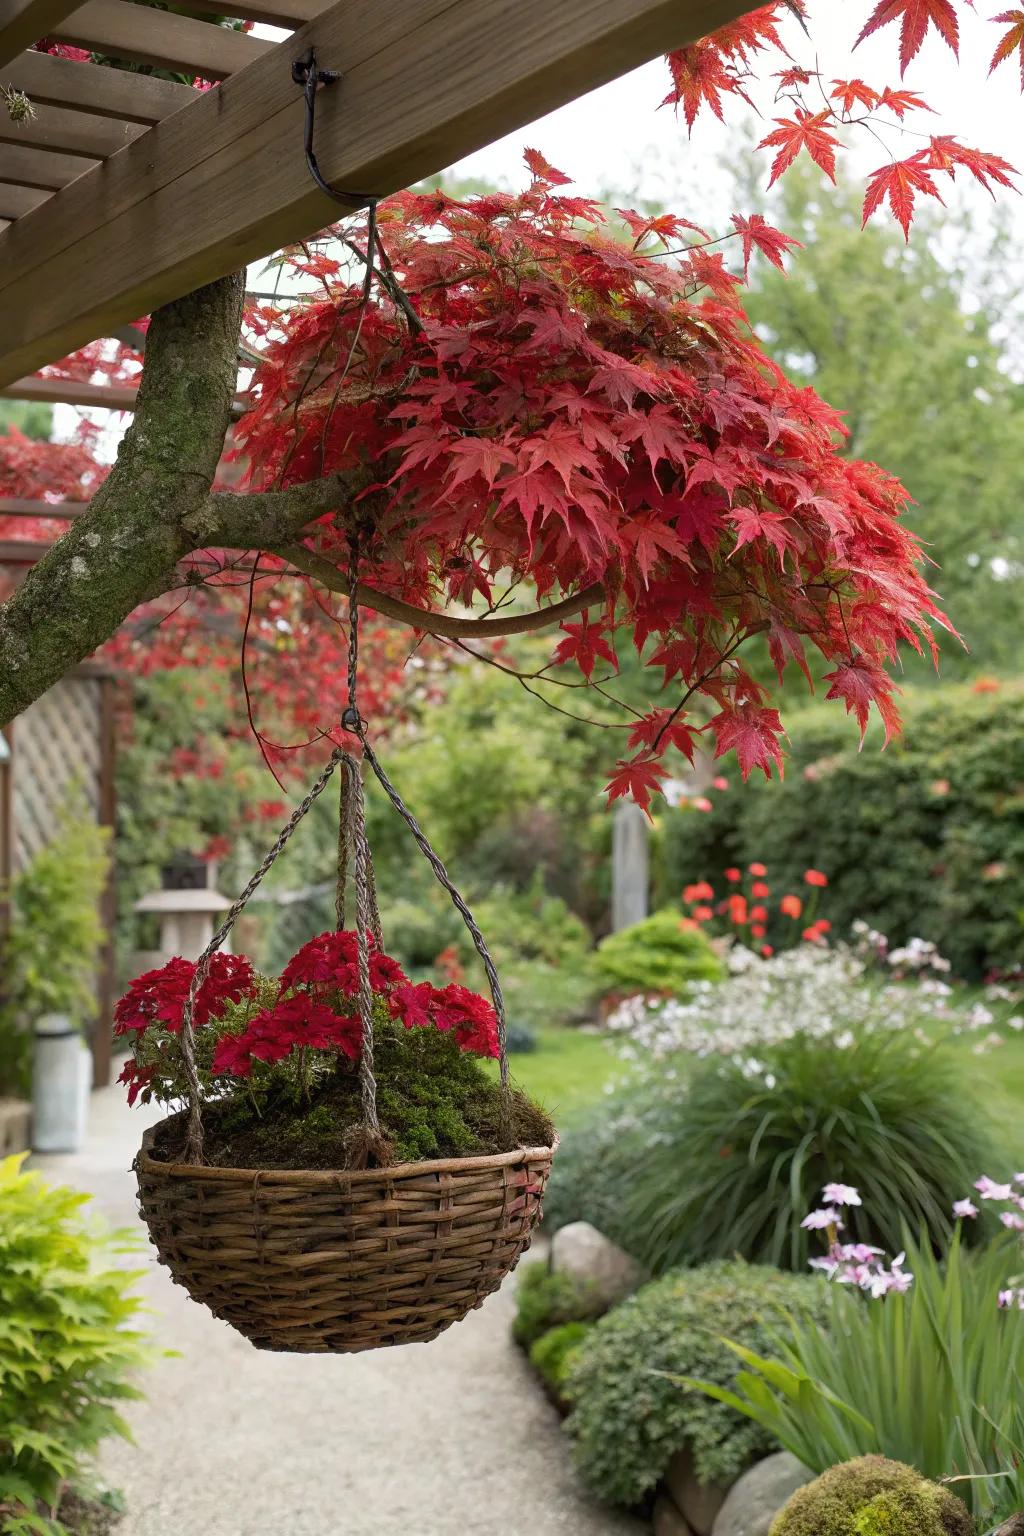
[750,905,768,923]
[749,862,767,877]
[712,776,729,791]
[728,895,748,924]
[804,868,828,888]
[725,868,742,883]
[751,923,767,939]
[692,796,713,813]
[694,905,714,922]
[814,920,832,933]
[803,926,826,945]
[683,880,714,904]
[780,894,803,920]
[751,881,770,899]
[679,917,700,932]
[761,944,774,957]
[972,676,1001,694]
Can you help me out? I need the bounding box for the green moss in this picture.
[512,1261,603,1348]
[529,1321,594,1398]
[770,1458,974,1536]
[153,1017,554,1170]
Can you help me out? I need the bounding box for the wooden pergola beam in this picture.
[4,48,197,122]
[0,142,98,189]
[0,499,86,518]
[0,0,751,390]
[53,0,273,79]
[0,182,51,219]
[0,103,145,159]
[0,0,80,70]
[185,0,325,30]
[0,373,247,413]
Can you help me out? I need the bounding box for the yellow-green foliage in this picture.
[0,1155,155,1536]
[593,909,723,998]
[770,1458,973,1536]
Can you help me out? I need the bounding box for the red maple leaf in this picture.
[523,148,573,186]
[663,41,747,131]
[757,110,842,188]
[856,0,959,77]
[627,708,699,762]
[824,656,903,745]
[877,85,934,117]
[709,704,786,781]
[605,755,669,817]
[990,10,1024,88]
[552,618,618,679]
[924,136,1019,194]
[731,212,803,280]
[862,154,944,239]
[830,78,881,114]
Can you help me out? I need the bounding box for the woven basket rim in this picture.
[138,1122,557,1186]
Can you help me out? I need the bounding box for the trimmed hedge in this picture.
[564,1260,827,1507]
[663,683,1024,978]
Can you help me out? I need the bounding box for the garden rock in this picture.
[665,1449,728,1536]
[711,1454,813,1536]
[654,1493,695,1536]
[549,1221,644,1311]
[995,1519,1024,1536]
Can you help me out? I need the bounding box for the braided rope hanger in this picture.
[177,541,514,1165]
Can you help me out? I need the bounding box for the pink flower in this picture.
[802,1207,844,1232]
[823,1183,861,1208]
[952,1199,979,1220]
[975,1176,1015,1201]
[1002,1212,1024,1232]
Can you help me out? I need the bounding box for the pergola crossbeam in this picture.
[0,103,145,159]
[0,0,751,389]
[52,0,273,79]
[0,142,98,189]
[4,48,198,121]
[0,0,81,69]
[0,373,248,413]
[0,182,51,219]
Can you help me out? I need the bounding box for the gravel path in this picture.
[35,1085,645,1536]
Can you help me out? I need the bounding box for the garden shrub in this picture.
[546,1027,997,1273]
[0,1155,154,1535]
[0,796,111,1096]
[593,909,723,999]
[663,683,1024,978]
[512,1261,603,1348]
[564,1260,827,1508]
[528,1322,594,1400]
[769,1457,972,1536]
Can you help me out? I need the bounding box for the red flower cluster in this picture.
[116,930,501,1102]
[114,952,255,1037]
[680,861,831,956]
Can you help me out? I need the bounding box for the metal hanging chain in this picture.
[179,747,347,1164]
[343,542,514,1145]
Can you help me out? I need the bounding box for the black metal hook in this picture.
[292,47,378,209]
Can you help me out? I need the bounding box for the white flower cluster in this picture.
[606,941,960,1064]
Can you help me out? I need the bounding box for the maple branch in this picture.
[274,542,606,639]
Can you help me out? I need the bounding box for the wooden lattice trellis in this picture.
[5,666,117,1084]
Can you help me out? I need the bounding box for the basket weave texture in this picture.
[135,1125,556,1353]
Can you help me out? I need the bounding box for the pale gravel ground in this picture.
[35,1085,645,1536]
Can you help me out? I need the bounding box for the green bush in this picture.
[512,1260,603,1349]
[0,796,111,1096]
[593,910,723,999]
[691,1231,1024,1525]
[564,1261,827,1508]
[663,683,1024,978]
[626,1029,998,1273]
[529,1322,594,1400]
[541,1075,670,1242]
[769,1458,972,1536]
[0,1155,154,1536]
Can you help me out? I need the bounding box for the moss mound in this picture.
[770,1457,973,1536]
[152,1020,554,1169]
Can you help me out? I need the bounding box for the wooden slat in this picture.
[54,0,273,79]
[0,0,752,389]
[0,540,51,562]
[185,0,322,29]
[0,0,80,69]
[0,182,51,218]
[0,374,247,412]
[5,48,197,122]
[0,142,97,188]
[0,104,143,158]
[0,498,86,517]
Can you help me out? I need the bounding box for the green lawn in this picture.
[952,1034,1024,1164]
[496,1027,626,1125]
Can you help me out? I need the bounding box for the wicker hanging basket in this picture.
[132,568,556,1352]
[135,1131,555,1353]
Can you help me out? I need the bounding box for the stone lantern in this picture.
[134,853,233,963]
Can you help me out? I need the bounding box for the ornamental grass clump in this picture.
[770,1458,973,1536]
[117,929,553,1169]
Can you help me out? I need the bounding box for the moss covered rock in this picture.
[770,1457,973,1536]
